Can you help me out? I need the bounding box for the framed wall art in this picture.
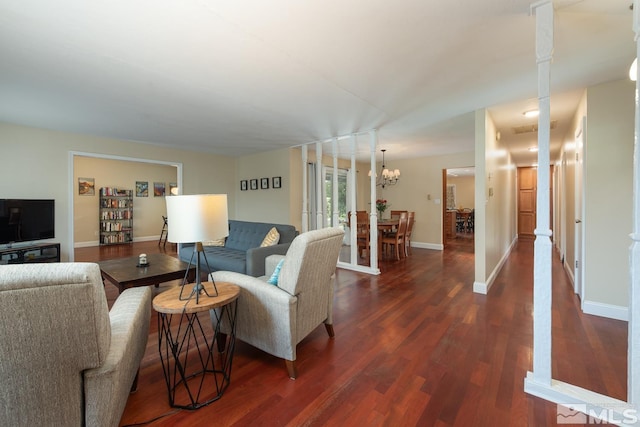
[240,180,248,191]
[272,176,281,189]
[78,177,95,196]
[250,179,258,190]
[169,182,178,196]
[261,177,269,189]
[136,181,148,197]
[154,182,165,197]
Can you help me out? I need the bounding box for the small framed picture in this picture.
[240,180,248,191]
[261,177,269,189]
[169,182,178,196]
[78,177,95,196]
[136,181,148,197]
[154,182,165,197]
[250,179,258,190]
[272,176,282,189]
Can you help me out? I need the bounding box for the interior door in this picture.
[518,167,537,239]
[574,118,586,300]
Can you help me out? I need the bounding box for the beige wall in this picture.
[235,148,292,225]
[0,122,236,261]
[74,156,177,245]
[447,175,475,210]
[557,90,585,286]
[583,79,634,308]
[475,109,517,291]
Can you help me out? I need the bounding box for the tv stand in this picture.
[0,243,61,265]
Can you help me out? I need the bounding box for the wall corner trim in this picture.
[474,281,488,294]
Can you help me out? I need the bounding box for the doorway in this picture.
[69,151,182,261]
[517,167,537,239]
[517,166,554,241]
[443,167,475,250]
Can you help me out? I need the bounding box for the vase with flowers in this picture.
[376,199,389,219]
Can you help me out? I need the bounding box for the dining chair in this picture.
[390,210,408,219]
[349,211,370,257]
[461,208,472,233]
[405,211,415,256]
[456,211,465,233]
[158,215,168,247]
[381,212,408,260]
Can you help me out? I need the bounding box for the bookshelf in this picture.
[99,187,133,245]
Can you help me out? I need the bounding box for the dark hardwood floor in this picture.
[75,238,626,426]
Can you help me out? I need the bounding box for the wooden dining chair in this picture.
[390,210,407,219]
[405,211,415,256]
[381,212,408,260]
[467,209,474,233]
[349,211,370,258]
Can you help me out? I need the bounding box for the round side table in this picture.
[153,281,239,409]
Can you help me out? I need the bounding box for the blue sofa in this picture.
[178,220,298,277]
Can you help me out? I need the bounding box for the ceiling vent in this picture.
[512,120,557,135]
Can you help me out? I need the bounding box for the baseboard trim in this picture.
[337,262,380,275]
[74,241,99,248]
[74,235,159,249]
[412,242,443,251]
[563,261,575,288]
[134,236,160,243]
[582,300,628,322]
[474,236,517,295]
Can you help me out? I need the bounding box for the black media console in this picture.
[0,243,61,264]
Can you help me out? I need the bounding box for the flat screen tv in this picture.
[0,199,55,245]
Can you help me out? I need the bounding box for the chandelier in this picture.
[368,149,400,188]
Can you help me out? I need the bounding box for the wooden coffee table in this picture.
[98,253,195,294]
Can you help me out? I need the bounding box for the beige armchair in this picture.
[0,262,152,427]
[210,227,344,379]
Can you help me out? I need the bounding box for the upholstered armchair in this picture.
[210,227,344,379]
[0,263,152,427]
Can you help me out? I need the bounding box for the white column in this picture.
[315,142,323,229]
[350,135,358,264]
[629,0,640,407]
[332,138,339,228]
[301,145,308,233]
[369,130,379,270]
[531,0,553,386]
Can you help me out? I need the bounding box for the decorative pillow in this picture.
[267,259,285,286]
[202,237,226,247]
[260,227,280,247]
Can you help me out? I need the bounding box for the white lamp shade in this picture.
[165,194,229,243]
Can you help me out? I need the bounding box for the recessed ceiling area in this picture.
[0,1,634,165]
[488,89,585,166]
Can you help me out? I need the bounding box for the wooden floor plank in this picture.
[74,237,626,426]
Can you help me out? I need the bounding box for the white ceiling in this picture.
[0,0,634,166]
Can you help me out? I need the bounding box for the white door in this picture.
[574,117,586,301]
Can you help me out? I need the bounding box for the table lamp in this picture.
[165,194,228,303]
